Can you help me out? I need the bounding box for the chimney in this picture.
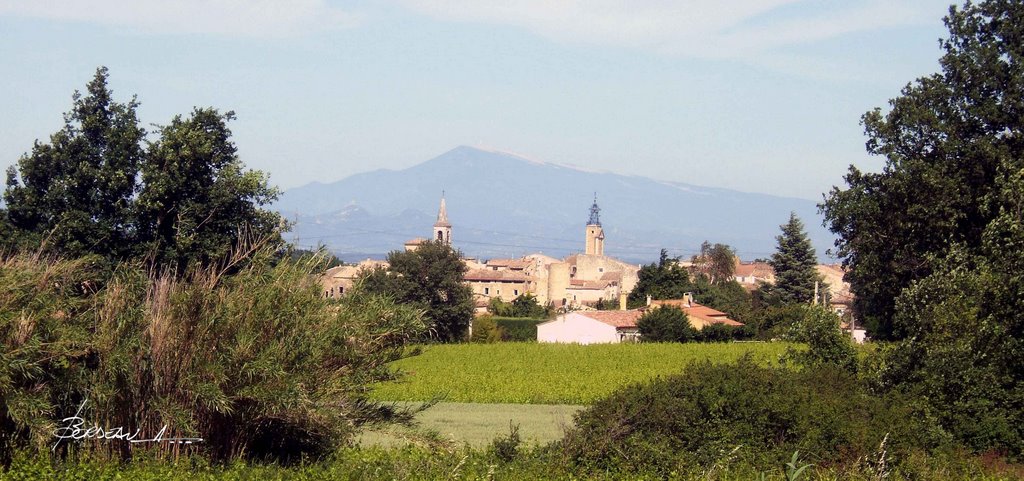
[619,292,628,311]
[683,292,693,308]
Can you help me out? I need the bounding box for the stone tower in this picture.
[584,194,604,256]
[434,193,452,245]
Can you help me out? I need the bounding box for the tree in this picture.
[637,306,697,343]
[820,1,1024,339]
[692,241,736,284]
[136,108,282,270]
[629,249,694,306]
[358,240,474,342]
[768,213,821,305]
[818,0,1024,453]
[2,68,284,271]
[3,67,145,259]
[488,293,547,318]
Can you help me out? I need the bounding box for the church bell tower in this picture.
[584,194,604,256]
[434,193,452,245]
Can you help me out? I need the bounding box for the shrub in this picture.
[559,358,946,476]
[781,305,859,373]
[489,294,548,318]
[490,422,522,462]
[698,323,737,342]
[470,316,503,343]
[637,306,698,342]
[494,318,543,342]
[0,247,425,464]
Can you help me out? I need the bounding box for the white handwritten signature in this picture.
[52,400,203,450]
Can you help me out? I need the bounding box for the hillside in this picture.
[274,146,835,263]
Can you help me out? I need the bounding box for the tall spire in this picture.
[587,192,601,226]
[435,192,451,228]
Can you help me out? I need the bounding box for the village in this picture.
[320,194,864,344]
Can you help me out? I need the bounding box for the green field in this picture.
[372,342,792,404]
[360,402,582,447]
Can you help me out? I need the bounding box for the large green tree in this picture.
[768,213,821,305]
[3,67,145,259]
[628,249,694,306]
[820,1,1024,339]
[136,108,281,269]
[2,67,283,270]
[358,240,474,342]
[637,306,697,343]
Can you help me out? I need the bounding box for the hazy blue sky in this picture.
[1,1,954,200]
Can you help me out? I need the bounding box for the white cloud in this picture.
[0,0,359,36]
[395,0,941,59]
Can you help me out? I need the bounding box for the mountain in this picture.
[275,146,836,264]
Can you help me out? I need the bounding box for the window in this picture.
[484,287,490,295]
[598,268,604,273]
[514,289,519,296]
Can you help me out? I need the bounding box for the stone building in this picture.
[463,195,639,310]
[323,194,640,311]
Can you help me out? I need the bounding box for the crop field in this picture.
[360,402,583,447]
[372,342,793,404]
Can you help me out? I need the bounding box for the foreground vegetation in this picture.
[371,342,791,404]
[3,444,1020,481]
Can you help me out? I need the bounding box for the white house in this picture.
[537,310,642,344]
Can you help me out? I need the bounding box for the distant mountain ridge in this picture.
[274,146,836,264]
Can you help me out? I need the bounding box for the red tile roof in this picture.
[648,300,744,327]
[579,310,644,328]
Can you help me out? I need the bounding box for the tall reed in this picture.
[0,245,425,464]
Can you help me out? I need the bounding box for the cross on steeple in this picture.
[587,192,601,226]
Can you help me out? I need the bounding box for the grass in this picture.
[372,341,792,404]
[359,402,583,448]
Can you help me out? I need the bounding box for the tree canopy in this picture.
[2,67,282,271]
[4,67,145,259]
[768,213,821,305]
[691,241,736,284]
[637,306,697,343]
[628,249,693,306]
[820,1,1024,339]
[820,0,1024,454]
[358,240,475,342]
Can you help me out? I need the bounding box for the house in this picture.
[537,293,743,344]
[321,259,388,298]
[537,309,643,344]
[648,294,744,329]
[734,261,775,288]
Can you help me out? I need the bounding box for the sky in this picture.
[0,0,955,201]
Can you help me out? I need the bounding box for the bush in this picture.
[781,306,859,373]
[494,318,544,342]
[488,294,548,318]
[0,247,425,464]
[698,323,738,342]
[637,306,698,342]
[559,358,947,476]
[470,316,503,343]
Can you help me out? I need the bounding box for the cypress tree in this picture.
[769,213,821,304]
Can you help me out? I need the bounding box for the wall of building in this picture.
[537,313,619,344]
[467,280,531,302]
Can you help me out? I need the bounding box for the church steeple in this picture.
[587,193,601,226]
[584,193,605,256]
[434,192,452,245]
